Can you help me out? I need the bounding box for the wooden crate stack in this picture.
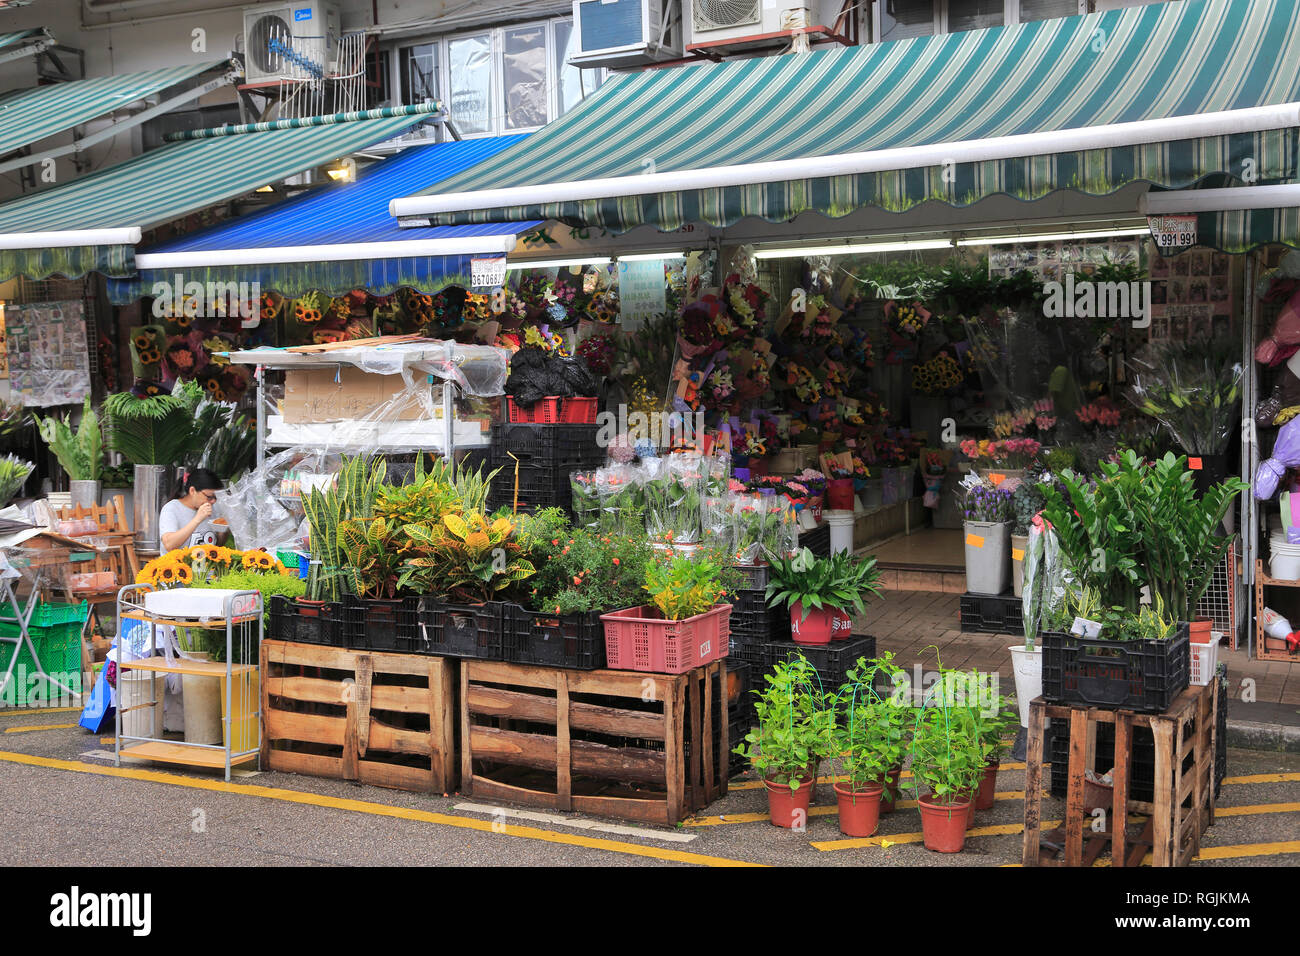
[460,659,727,825]
[261,640,457,793]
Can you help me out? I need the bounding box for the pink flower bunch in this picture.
[1076,401,1121,428]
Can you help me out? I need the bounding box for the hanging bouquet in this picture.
[795,467,826,500]
[822,363,849,399]
[846,326,874,369]
[428,287,467,327]
[576,333,615,376]
[724,275,770,337]
[788,363,822,404]
[885,300,931,338]
[910,352,965,395]
[1125,336,1242,456]
[707,366,736,405]
[733,428,767,459]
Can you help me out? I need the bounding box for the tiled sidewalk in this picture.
[856,589,1300,707]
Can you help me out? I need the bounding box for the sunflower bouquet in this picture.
[137,545,290,589]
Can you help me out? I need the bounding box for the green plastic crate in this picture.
[0,622,83,707]
[0,600,88,628]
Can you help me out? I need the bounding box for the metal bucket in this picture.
[132,464,169,556]
[68,480,100,511]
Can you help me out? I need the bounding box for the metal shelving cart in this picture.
[114,584,263,781]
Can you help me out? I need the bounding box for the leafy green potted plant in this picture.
[0,455,34,508]
[831,654,910,836]
[36,397,102,509]
[765,547,882,645]
[962,479,1013,596]
[1039,451,1246,709]
[103,383,201,554]
[601,555,730,673]
[908,700,984,853]
[733,653,834,828]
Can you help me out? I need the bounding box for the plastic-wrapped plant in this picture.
[0,454,33,505]
[1126,336,1243,456]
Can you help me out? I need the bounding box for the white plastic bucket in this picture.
[119,671,165,739]
[826,511,855,555]
[1008,644,1043,728]
[1269,540,1300,580]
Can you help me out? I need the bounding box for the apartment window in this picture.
[399,43,438,105]
[880,0,937,41]
[1017,0,1082,22]
[503,24,548,130]
[947,0,1003,31]
[448,33,493,134]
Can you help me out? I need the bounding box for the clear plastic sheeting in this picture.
[1020,518,1065,650]
[227,340,510,397]
[1126,338,1243,456]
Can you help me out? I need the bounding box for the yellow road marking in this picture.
[685,791,1034,827]
[3,722,80,734]
[1194,840,1300,860]
[1222,772,1300,784]
[812,821,1033,851]
[0,707,81,717]
[1215,801,1300,817]
[0,749,764,868]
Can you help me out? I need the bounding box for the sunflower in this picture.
[202,545,221,562]
[132,333,154,351]
[174,564,192,585]
[138,348,161,365]
[157,564,177,584]
[312,330,344,345]
[189,547,207,563]
[203,378,220,393]
[143,383,162,397]
[174,313,192,329]
[211,547,234,564]
[213,388,227,401]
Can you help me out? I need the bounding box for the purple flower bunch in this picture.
[963,483,1013,523]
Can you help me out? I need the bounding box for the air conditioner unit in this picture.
[242,1,342,84]
[686,0,812,48]
[570,0,682,68]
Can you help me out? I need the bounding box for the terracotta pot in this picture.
[961,787,979,827]
[975,761,999,810]
[764,773,815,828]
[295,598,325,618]
[918,793,971,853]
[833,781,884,837]
[790,603,834,645]
[875,766,903,814]
[1189,617,1215,644]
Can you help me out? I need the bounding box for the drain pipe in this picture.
[82,0,248,29]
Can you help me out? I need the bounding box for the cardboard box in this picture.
[282,367,430,424]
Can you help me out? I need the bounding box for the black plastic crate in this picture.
[502,603,605,669]
[959,592,1024,635]
[728,633,767,667]
[342,595,420,652]
[492,423,604,466]
[1048,718,1157,802]
[733,563,771,591]
[800,523,831,557]
[269,594,346,647]
[761,635,877,691]
[1042,624,1190,713]
[415,598,508,659]
[727,589,792,642]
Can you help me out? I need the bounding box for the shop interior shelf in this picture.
[117,741,258,769]
[119,655,258,677]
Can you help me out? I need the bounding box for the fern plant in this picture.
[36,397,102,481]
[102,389,194,466]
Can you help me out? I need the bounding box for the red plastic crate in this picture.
[600,604,731,674]
[560,397,597,423]
[506,397,561,423]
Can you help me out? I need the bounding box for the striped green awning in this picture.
[1166,207,1300,254]
[0,60,238,158]
[0,27,52,65]
[393,0,1300,232]
[0,111,435,281]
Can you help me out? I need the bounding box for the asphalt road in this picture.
[1,707,1297,868]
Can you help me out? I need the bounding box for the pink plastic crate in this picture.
[560,397,597,423]
[506,397,561,423]
[600,604,731,674]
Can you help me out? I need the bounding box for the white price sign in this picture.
[1147,214,1197,250]
[471,256,508,289]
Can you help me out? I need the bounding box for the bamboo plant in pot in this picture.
[36,396,102,509]
[765,547,883,645]
[733,654,834,828]
[832,653,911,835]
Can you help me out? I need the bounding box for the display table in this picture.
[115,585,262,781]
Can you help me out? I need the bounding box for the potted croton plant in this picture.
[734,654,833,828]
[765,547,882,645]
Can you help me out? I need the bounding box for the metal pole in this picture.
[256,365,266,545]
[1243,254,1258,657]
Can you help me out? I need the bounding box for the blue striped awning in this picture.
[107,135,540,301]
[0,109,440,281]
[392,0,1300,233]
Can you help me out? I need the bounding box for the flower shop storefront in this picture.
[387,0,1297,629]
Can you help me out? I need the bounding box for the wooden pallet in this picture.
[1024,679,1217,867]
[260,640,456,793]
[461,659,727,825]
